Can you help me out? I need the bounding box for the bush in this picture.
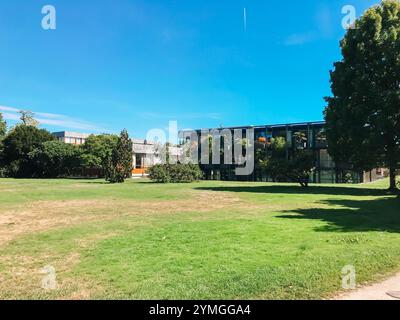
[148,163,203,183]
[147,164,171,183]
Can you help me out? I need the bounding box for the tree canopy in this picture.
[2,125,55,177]
[80,134,118,172]
[324,0,400,190]
[29,140,82,177]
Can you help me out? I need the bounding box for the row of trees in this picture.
[0,111,132,183]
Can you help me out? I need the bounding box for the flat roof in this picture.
[52,131,92,139]
[182,121,325,132]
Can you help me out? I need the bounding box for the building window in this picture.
[135,154,144,169]
[291,126,308,149]
[315,128,327,148]
[319,149,335,168]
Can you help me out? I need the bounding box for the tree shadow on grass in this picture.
[195,184,400,233]
[79,181,109,184]
[194,184,389,197]
[277,197,400,233]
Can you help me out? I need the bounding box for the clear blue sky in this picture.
[0,0,378,138]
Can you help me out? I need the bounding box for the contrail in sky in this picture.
[243,7,247,31]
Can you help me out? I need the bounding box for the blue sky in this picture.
[0,0,378,138]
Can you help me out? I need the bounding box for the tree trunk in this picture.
[299,177,309,188]
[389,167,397,191]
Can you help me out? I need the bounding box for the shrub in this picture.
[148,164,171,183]
[148,163,203,183]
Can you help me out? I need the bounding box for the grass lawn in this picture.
[0,178,399,299]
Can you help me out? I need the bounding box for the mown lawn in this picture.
[0,178,399,299]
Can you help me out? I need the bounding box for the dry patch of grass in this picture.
[0,230,121,299]
[0,187,334,246]
[0,252,82,299]
[0,191,244,245]
[0,189,255,299]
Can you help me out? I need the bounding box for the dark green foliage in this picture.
[80,134,118,174]
[148,164,171,183]
[148,163,203,183]
[260,137,315,187]
[324,0,400,191]
[119,129,133,179]
[105,129,133,183]
[0,112,7,172]
[2,125,55,177]
[285,150,315,187]
[0,112,6,139]
[28,141,82,177]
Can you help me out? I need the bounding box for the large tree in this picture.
[2,125,55,177]
[325,0,400,190]
[105,129,133,183]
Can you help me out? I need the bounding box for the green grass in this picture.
[0,178,399,299]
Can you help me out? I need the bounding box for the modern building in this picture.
[132,139,182,176]
[181,121,387,184]
[52,131,91,145]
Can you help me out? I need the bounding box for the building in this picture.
[181,121,386,184]
[132,139,182,177]
[52,131,91,145]
[131,139,158,176]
